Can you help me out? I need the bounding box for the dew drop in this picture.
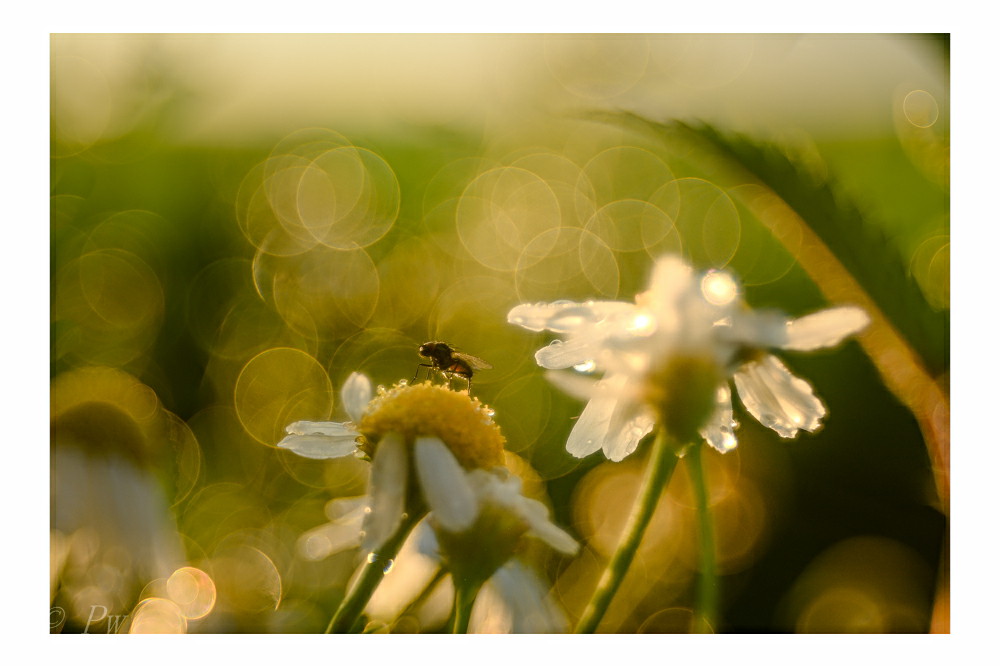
[366,552,378,564]
[485,408,495,417]
[573,359,596,373]
[382,559,395,574]
[398,379,408,387]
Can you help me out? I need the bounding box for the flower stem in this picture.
[687,443,719,633]
[326,511,423,633]
[574,429,680,633]
[450,579,481,634]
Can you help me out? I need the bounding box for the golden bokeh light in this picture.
[233,347,334,445]
[903,89,940,128]
[650,177,741,268]
[515,226,620,302]
[127,597,186,633]
[782,536,933,633]
[165,566,217,620]
[456,166,562,272]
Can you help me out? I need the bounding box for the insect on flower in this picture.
[414,341,492,392]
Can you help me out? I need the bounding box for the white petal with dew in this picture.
[699,383,739,453]
[285,420,357,437]
[603,410,654,463]
[277,434,358,459]
[341,372,373,423]
[783,306,870,351]
[733,355,826,438]
[562,379,616,458]
[534,336,603,370]
[507,301,581,333]
[414,437,478,532]
[508,300,634,333]
[363,432,409,553]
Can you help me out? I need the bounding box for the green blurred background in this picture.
[50,34,948,633]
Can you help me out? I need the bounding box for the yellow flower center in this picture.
[358,381,506,470]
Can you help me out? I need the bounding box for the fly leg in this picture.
[412,363,433,384]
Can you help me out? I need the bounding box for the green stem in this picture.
[687,443,718,633]
[574,429,681,633]
[326,511,423,633]
[450,579,481,634]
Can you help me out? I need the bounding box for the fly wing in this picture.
[452,351,492,370]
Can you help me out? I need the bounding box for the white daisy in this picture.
[296,458,577,632]
[508,255,870,459]
[278,374,508,554]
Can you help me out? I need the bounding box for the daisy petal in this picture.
[725,309,788,349]
[517,497,579,555]
[297,519,364,561]
[700,384,739,453]
[472,560,569,634]
[341,372,373,423]
[733,355,826,438]
[544,370,600,402]
[277,434,359,459]
[414,437,478,532]
[362,432,408,553]
[285,420,357,437]
[563,380,617,458]
[645,255,695,312]
[534,335,604,369]
[783,306,870,351]
[603,411,654,462]
[324,496,369,521]
[507,301,635,333]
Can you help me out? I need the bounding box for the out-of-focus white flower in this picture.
[471,559,570,634]
[298,461,576,633]
[508,255,870,460]
[365,525,570,633]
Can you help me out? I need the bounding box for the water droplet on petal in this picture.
[573,359,597,373]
